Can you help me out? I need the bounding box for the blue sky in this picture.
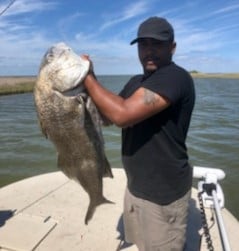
[0,0,239,75]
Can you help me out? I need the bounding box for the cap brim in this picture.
[130,34,173,45]
[130,38,138,45]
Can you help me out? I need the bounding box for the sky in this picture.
[0,0,239,76]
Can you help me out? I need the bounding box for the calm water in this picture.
[0,76,238,219]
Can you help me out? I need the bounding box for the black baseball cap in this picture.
[130,17,174,45]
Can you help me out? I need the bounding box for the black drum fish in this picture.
[34,42,113,224]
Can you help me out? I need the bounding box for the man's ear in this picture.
[171,42,176,55]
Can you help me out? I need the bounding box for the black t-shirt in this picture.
[120,62,195,205]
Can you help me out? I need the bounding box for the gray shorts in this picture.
[123,188,191,251]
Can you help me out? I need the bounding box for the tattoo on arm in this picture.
[143,89,159,106]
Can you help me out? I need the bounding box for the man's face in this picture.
[138,38,176,73]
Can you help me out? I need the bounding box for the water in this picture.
[0,76,238,219]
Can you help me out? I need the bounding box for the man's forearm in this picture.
[84,73,125,126]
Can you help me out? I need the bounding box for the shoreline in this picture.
[190,73,239,79]
[0,73,239,95]
[0,76,36,96]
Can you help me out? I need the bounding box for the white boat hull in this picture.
[0,169,238,251]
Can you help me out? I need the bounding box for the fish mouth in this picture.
[62,83,85,97]
[60,61,89,96]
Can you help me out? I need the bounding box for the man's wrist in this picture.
[84,72,96,89]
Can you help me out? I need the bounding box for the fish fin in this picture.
[101,115,113,126]
[84,197,114,225]
[86,97,105,143]
[76,95,86,127]
[35,106,49,139]
[42,128,49,139]
[103,156,113,178]
[39,120,48,139]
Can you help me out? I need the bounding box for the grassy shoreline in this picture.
[0,73,239,95]
[0,76,36,96]
[190,73,239,79]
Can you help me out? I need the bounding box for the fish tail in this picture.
[84,197,114,225]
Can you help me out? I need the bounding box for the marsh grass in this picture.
[190,73,239,79]
[0,76,36,95]
[0,73,239,96]
[0,82,35,95]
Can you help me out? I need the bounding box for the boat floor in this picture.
[0,169,238,251]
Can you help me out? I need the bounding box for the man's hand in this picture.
[81,54,95,76]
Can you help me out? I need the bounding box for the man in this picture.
[83,17,195,251]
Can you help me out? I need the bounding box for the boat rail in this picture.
[193,166,232,251]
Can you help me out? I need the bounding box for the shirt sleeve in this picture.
[119,75,143,98]
[141,64,190,105]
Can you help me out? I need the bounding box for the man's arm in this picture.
[84,73,170,128]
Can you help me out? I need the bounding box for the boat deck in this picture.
[0,169,238,251]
